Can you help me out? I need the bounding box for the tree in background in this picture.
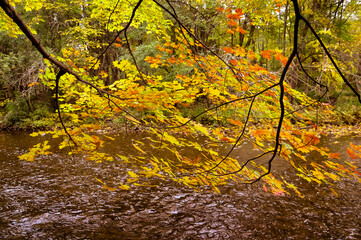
[0,0,361,196]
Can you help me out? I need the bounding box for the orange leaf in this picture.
[260,50,273,60]
[350,143,361,151]
[228,119,243,126]
[330,188,338,197]
[234,47,246,57]
[227,14,234,19]
[221,137,232,142]
[227,9,244,20]
[252,129,269,138]
[102,185,117,191]
[223,47,234,54]
[236,26,246,34]
[230,59,238,66]
[235,8,244,15]
[114,43,122,48]
[228,19,238,26]
[227,13,242,19]
[347,147,357,159]
[273,189,285,196]
[247,50,256,60]
[28,82,39,87]
[275,52,288,66]
[216,7,224,12]
[329,153,341,159]
[227,29,234,34]
[352,168,361,176]
[168,57,176,64]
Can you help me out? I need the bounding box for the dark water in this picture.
[0,132,360,239]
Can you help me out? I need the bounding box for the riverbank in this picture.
[1,109,361,133]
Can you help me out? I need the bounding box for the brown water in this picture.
[0,132,360,239]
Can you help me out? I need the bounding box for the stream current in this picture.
[0,131,360,239]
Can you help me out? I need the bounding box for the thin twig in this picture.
[55,70,77,147]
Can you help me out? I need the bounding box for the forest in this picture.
[1,0,361,197]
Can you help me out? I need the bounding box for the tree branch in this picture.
[0,0,134,102]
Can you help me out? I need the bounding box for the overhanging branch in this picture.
[0,0,133,102]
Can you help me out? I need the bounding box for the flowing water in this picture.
[0,131,360,239]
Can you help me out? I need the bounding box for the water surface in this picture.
[0,132,360,239]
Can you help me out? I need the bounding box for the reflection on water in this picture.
[0,132,360,239]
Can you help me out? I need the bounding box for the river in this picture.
[0,131,360,239]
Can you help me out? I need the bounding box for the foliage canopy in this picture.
[1,0,361,196]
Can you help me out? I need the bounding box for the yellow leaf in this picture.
[325,172,340,181]
[116,154,129,162]
[128,171,138,178]
[208,149,218,156]
[30,132,39,137]
[194,124,209,136]
[95,177,104,184]
[119,183,130,190]
[163,132,180,145]
[209,88,221,97]
[125,115,140,124]
[139,167,163,178]
[127,178,139,183]
[133,183,157,187]
[133,144,146,154]
[330,188,338,197]
[104,135,115,141]
[212,185,221,194]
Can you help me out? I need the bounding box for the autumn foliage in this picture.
[0,0,360,197]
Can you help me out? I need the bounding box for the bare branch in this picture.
[55,70,77,147]
[299,10,361,103]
